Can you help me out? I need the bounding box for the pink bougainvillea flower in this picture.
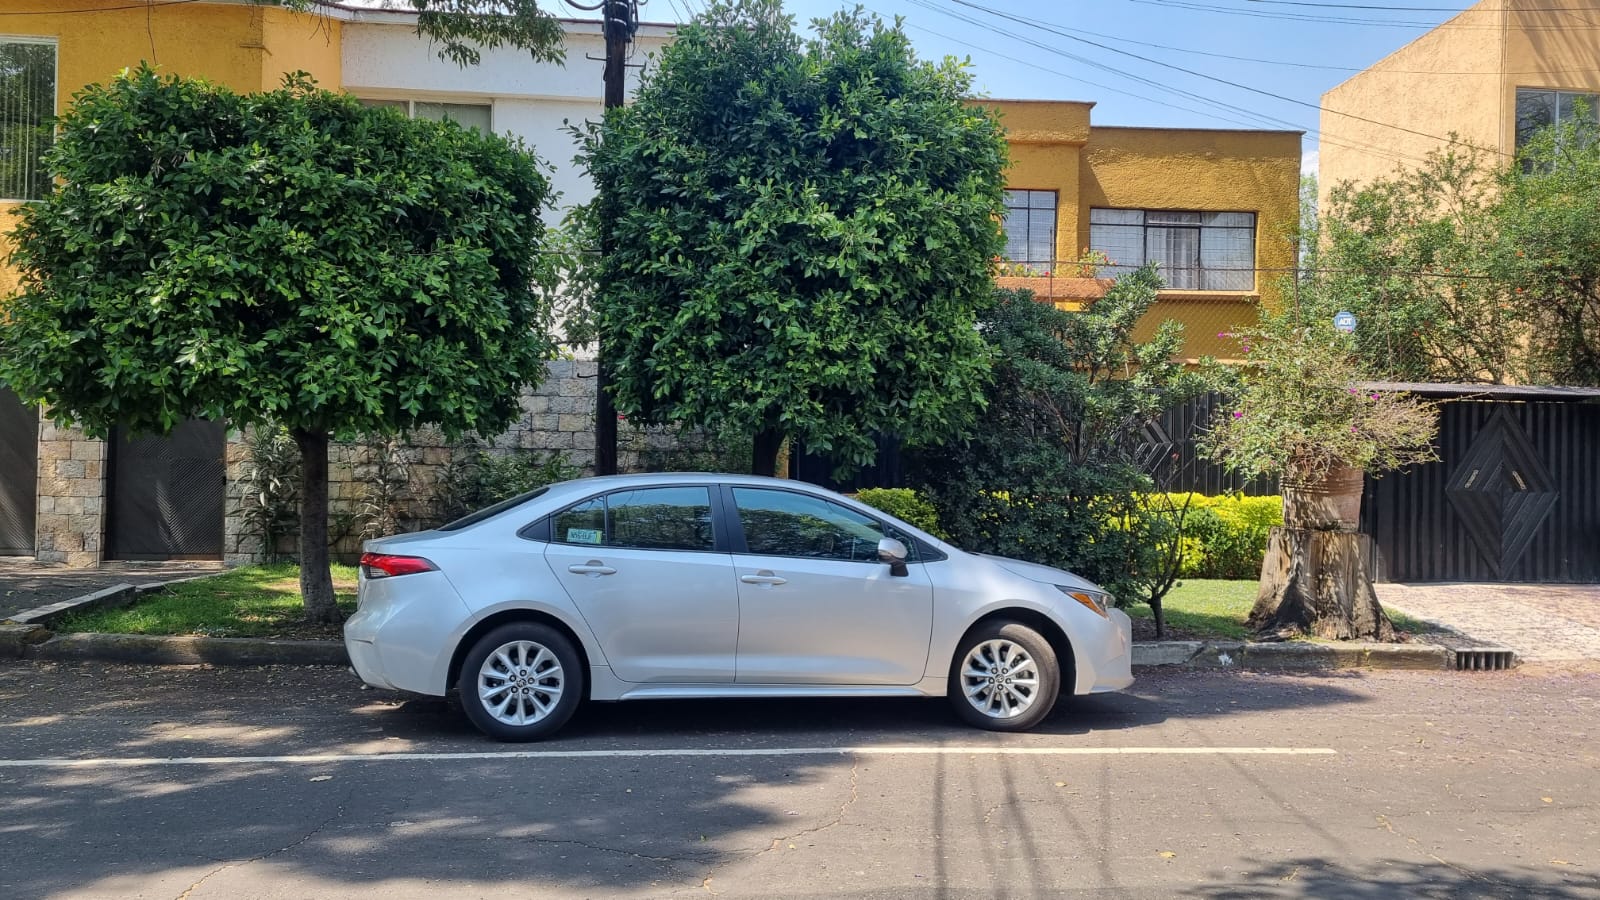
[1233,411,1244,419]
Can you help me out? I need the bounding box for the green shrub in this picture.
[1161,493,1283,579]
[435,445,581,523]
[852,488,947,539]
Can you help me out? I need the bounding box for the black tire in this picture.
[457,622,584,742]
[947,620,1061,732]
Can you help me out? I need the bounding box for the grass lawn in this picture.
[1123,579,1433,642]
[57,563,358,641]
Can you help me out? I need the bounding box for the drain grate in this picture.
[1453,648,1516,671]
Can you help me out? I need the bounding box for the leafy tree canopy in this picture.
[0,65,558,441]
[282,0,564,68]
[579,0,1009,474]
[1299,116,1600,386]
[0,67,558,622]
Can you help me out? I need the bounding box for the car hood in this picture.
[979,554,1105,594]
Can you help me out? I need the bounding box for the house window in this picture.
[0,38,57,202]
[359,98,492,133]
[1002,189,1056,272]
[1089,208,1256,291]
[1515,88,1597,149]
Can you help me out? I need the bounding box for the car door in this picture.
[544,485,739,683]
[727,486,934,685]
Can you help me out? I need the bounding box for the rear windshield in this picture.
[437,487,551,532]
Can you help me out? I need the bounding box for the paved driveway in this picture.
[0,559,223,621]
[1379,583,1600,664]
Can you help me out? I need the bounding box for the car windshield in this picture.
[437,487,551,532]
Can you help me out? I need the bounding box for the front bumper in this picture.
[1079,608,1135,694]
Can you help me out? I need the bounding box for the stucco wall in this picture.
[340,21,671,217]
[1081,126,1301,359]
[0,1,339,299]
[1318,1,1506,201]
[1500,4,1600,151]
[988,99,1300,362]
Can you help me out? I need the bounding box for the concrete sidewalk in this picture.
[1379,582,1600,664]
[0,559,223,621]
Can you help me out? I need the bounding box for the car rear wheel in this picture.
[948,621,1060,732]
[458,622,583,742]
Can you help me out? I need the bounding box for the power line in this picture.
[906,23,1287,131]
[908,0,1314,133]
[1127,0,1600,29]
[947,0,1502,156]
[0,0,202,15]
[997,12,1600,76]
[907,0,1433,169]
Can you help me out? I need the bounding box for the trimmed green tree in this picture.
[0,68,557,622]
[578,0,1009,475]
[911,268,1211,609]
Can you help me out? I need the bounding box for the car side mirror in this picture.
[877,537,910,577]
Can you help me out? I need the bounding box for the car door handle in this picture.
[740,571,787,586]
[568,561,617,577]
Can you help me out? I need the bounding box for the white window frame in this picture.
[357,97,495,133]
[1514,87,1597,150]
[0,35,59,203]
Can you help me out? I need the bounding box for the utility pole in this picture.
[592,0,633,476]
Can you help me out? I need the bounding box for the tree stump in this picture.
[1248,526,1396,641]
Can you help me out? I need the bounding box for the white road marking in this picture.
[0,745,1335,769]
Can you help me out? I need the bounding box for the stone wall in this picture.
[223,360,730,565]
[33,422,106,567]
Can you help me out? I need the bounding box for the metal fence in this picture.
[790,392,1277,497]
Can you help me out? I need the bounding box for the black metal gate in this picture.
[1362,395,1600,583]
[0,388,37,556]
[106,420,226,560]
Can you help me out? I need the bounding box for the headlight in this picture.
[1056,585,1109,618]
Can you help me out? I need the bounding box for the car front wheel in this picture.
[948,621,1061,731]
[458,622,583,742]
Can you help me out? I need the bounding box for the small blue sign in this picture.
[1333,311,1357,334]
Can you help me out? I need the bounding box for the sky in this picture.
[639,0,1482,175]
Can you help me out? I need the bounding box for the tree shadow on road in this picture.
[0,662,1386,898]
[1181,856,1600,899]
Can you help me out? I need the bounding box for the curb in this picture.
[24,632,350,667]
[1133,640,1452,671]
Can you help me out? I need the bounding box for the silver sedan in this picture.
[345,473,1134,741]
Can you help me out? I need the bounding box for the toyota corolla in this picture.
[345,473,1134,741]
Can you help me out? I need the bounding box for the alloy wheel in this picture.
[960,638,1041,719]
[477,639,565,726]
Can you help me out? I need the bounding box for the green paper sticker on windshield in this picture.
[566,528,603,545]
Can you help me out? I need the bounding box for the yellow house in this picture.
[0,0,341,297]
[1319,0,1600,199]
[983,100,1302,362]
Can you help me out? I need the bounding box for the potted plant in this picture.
[1200,322,1438,639]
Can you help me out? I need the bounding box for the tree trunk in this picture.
[752,428,784,477]
[293,428,343,625]
[1249,526,1394,641]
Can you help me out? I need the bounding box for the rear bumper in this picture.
[1077,608,1135,694]
[343,569,468,696]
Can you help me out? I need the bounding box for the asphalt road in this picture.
[1,661,1597,900]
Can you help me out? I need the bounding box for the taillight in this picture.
[360,552,438,578]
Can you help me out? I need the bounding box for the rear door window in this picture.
[551,486,716,552]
